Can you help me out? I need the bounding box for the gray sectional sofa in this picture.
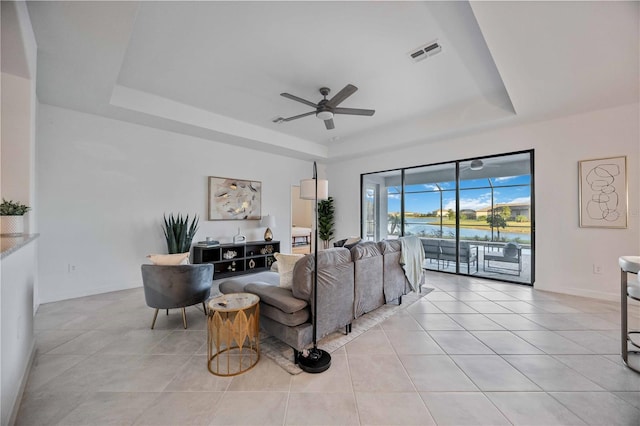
[218,241,416,359]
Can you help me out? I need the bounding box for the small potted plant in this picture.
[0,198,31,236]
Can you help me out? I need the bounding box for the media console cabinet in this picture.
[192,241,280,279]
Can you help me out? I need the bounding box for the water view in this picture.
[403,217,531,244]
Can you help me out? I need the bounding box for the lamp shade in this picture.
[261,215,276,228]
[300,179,329,201]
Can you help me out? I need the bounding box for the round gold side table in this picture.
[206,293,260,376]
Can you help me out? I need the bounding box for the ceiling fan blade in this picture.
[282,111,316,122]
[280,93,318,108]
[333,107,375,116]
[324,118,335,130]
[325,84,357,108]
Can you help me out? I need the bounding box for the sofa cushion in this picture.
[291,248,352,301]
[351,241,382,259]
[274,253,304,289]
[244,283,308,314]
[147,252,190,265]
[259,303,309,326]
[218,271,279,294]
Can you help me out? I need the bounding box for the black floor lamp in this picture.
[298,161,331,373]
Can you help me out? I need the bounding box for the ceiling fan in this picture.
[274,84,375,130]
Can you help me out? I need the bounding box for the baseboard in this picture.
[535,284,619,302]
[39,282,142,304]
[8,340,36,426]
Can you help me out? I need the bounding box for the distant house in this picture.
[460,209,477,219]
[476,203,530,220]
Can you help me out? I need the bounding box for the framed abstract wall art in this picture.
[208,176,261,220]
[578,156,627,228]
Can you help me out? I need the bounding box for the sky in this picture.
[387,175,531,214]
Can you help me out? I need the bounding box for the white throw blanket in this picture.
[399,236,425,292]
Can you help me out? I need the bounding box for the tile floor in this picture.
[16,271,640,425]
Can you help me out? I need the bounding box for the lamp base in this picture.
[297,348,331,373]
[264,227,273,241]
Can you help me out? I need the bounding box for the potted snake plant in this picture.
[0,198,31,236]
[162,213,199,254]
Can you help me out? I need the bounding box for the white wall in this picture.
[328,103,640,301]
[37,104,312,303]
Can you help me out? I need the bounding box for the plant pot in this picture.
[1,215,25,236]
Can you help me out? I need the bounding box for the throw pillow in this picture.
[273,252,304,289]
[147,252,190,265]
[344,236,363,249]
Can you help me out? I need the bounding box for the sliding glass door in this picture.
[361,150,534,285]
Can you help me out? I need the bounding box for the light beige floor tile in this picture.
[134,391,223,425]
[14,390,90,426]
[555,313,619,330]
[486,392,587,425]
[471,331,544,354]
[513,330,594,354]
[47,330,121,355]
[446,291,490,301]
[210,391,287,425]
[424,291,458,301]
[556,330,620,354]
[503,355,604,391]
[163,355,232,392]
[462,301,513,314]
[405,300,443,314]
[56,392,160,426]
[553,355,640,391]
[345,329,395,354]
[549,391,640,426]
[427,331,494,354]
[36,354,141,393]
[471,291,518,300]
[290,353,352,392]
[494,300,549,314]
[101,329,172,355]
[356,392,435,425]
[447,313,505,330]
[101,354,193,392]
[24,354,87,392]
[399,355,478,391]
[421,392,511,425]
[150,330,207,355]
[380,311,423,331]
[386,330,445,354]
[485,313,547,330]
[34,329,85,354]
[227,356,292,391]
[613,391,640,409]
[452,355,540,391]
[285,392,358,425]
[413,314,464,331]
[521,314,589,330]
[430,301,478,314]
[348,354,414,392]
[526,300,582,313]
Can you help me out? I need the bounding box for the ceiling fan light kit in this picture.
[277,84,375,130]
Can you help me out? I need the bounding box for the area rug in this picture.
[260,287,434,375]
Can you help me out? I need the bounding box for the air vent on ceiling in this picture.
[409,40,442,63]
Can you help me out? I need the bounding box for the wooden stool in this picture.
[619,256,640,373]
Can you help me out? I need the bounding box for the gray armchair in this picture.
[141,264,213,329]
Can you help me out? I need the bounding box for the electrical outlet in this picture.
[593,264,603,274]
[68,264,77,273]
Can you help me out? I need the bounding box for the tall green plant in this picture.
[317,196,335,249]
[162,213,199,254]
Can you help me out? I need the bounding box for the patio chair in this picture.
[483,242,522,276]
